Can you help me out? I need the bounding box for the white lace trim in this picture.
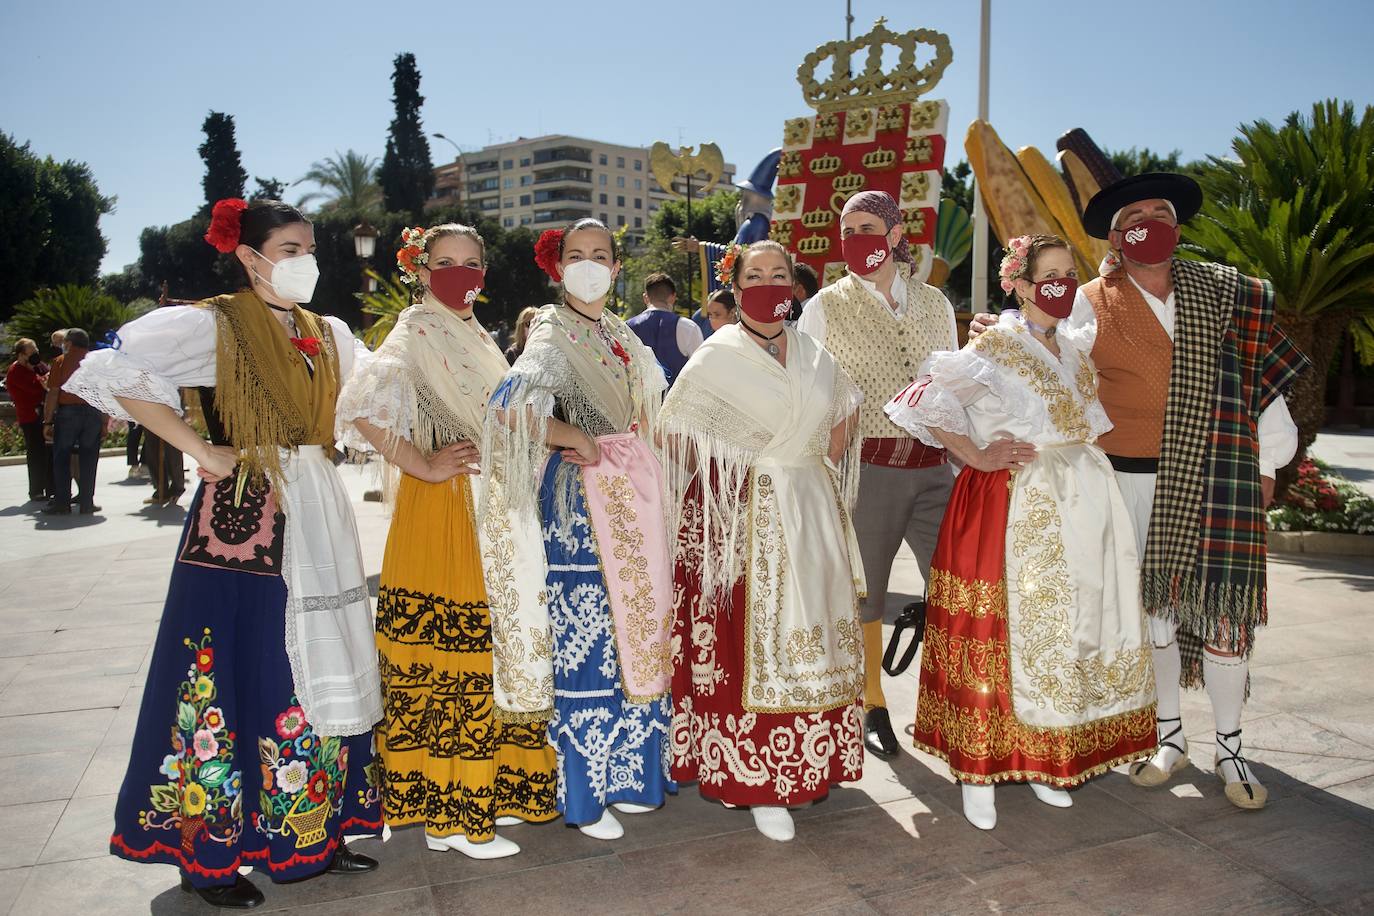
[334,355,416,452]
[61,348,186,421]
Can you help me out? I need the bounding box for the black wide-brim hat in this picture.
[1082,172,1203,239]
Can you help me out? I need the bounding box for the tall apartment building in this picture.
[427,135,735,246]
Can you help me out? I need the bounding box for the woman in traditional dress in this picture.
[336,224,558,859]
[480,218,675,841]
[884,234,1156,831]
[660,240,865,842]
[68,199,383,908]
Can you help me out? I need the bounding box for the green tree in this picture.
[1183,99,1374,490]
[198,112,248,214]
[1105,147,1184,177]
[378,53,435,219]
[294,151,382,216]
[649,189,739,245]
[251,176,287,201]
[939,160,1002,308]
[6,284,134,346]
[0,133,114,320]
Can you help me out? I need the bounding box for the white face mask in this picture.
[561,259,613,303]
[253,250,320,304]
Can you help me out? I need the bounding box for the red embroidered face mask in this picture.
[841,232,892,276]
[1032,276,1078,319]
[428,264,485,311]
[1117,219,1178,265]
[738,283,794,324]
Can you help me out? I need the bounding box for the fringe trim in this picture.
[1140,572,1266,652]
[914,738,1157,789]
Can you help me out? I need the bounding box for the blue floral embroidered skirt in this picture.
[540,454,674,827]
[110,491,382,888]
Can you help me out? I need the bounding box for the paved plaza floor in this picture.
[0,438,1371,915]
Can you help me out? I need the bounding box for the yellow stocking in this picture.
[862,620,887,711]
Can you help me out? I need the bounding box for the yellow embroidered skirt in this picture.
[375,473,557,839]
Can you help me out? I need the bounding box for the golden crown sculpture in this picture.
[796,17,953,114]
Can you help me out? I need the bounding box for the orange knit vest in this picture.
[1082,275,1173,458]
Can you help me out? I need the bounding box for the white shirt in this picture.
[1064,275,1297,477]
[797,271,960,352]
[644,303,703,357]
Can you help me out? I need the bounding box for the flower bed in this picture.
[1268,457,1374,536]
[0,420,127,457]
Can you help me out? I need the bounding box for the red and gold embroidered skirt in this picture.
[913,467,1156,787]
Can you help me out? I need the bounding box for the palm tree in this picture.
[293,150,383,215]
[1183,100,1374,490]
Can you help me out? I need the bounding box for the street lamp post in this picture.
[352,220,379,326]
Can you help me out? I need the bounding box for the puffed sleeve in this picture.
[884,347,994,448]
[324,315,370,384]
[63,306,217,421]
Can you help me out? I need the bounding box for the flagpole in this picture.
[971,0,991,313]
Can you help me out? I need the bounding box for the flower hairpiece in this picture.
[396,226,429,286]
[715,242,744,286]
[204,198,248,253]
[997,235,1033,293]
[534,229,564,281]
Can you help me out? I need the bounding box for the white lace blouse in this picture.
[64,305,367,422]
[885,313,1113,451]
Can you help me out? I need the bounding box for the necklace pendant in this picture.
[766,343,780,357]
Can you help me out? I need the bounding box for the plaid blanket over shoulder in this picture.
[1144,259,1309,687]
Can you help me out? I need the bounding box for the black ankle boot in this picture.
[863,706,899,758]
[326,843,379,874]
[180,874,265,909]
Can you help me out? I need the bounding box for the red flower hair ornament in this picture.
[205,198,249,253]
[534,229,564,281]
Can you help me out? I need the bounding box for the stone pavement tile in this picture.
[0,749,95,806]
[0,657,26,692]
[1037,828,1316,913]
[73,741,131,799]
[1308,774,1374,827]
[262,885,438,916]
[9,851,191,916]
[1093,763,1310,828]
[797,792,1024,900]
[1250,619,1374,668]
[926,777,1161,862]
[416,815,614,887]
[3,601,163,636]
[1250,654,1374,719]
[0,575,102,615]
[248,832,430,912]
[36,794,115,865]
[617,826,865,914]
[1180,740,1374,796]
[0,622,157,660]
[9,645,147,685]
[1299,707,1374,754]
[865,862,1097,916]
[0,708,114,759]
[431,856,636,916]
[608,785,756,854]
[0,669,133,718]
[1179,794,1374,914]
[0,866,31,915]
[0,800,65,868]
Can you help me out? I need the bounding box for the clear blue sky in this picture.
[2,0,1370,275]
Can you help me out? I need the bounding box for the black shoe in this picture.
[863,707,900,759]
[78,504,102,514]
[41,504,71,515]
[180,874,264,908]
[326,844,378,875]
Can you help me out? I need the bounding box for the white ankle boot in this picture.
[1029,782,1072,808]
[425,832,520,859]
[611,801,657,814]
[495,816,523,827]
[961,783,996,830]
[750,805,795,842]
[578,809,624,840]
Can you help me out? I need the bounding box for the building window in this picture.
[520,194,531,206]
[634,198,641,209]
[520,175,532,186]
[617,195,625,207]
[617,215,626,227]
[503,216,514,227]
[596,193,605,204]
[503,159,513,169]
[503,177,514,188]
[634,216,642,228]
[521,215,533,225]
[600,212,608,223]
[616,156,625,168]
[634,178,642,190]
[599,154,608,165]
[634,159,643,171]
[615,176,624,188]
[519,157,530,167]
[503,197,513,208]
[599,174,607,186]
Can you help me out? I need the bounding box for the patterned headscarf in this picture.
[840,191,914,265]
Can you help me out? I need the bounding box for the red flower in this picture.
[608,337,630,367]
[204,198,248,253]
[534,229,564,281]
[291,337,321,357]
[306,770,329,804]
[196,647,214,672]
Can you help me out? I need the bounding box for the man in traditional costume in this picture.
[797,190,959,759]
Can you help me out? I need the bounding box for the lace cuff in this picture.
[885,379,969,449]
[335,357,416,452]
[63,349,186,421]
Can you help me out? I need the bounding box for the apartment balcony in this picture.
[533,167,592,185]
[532,146,593,165]
[532,206,593,225]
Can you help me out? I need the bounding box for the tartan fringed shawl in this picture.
[1144,259,1309,687]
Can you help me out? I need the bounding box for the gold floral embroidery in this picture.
[928,568,1007,619]
[919,623,1011,694]
[1009,486,1153,717]
[592,473,672,701]
[971,328,1092,441]
[914,683,1156,786]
